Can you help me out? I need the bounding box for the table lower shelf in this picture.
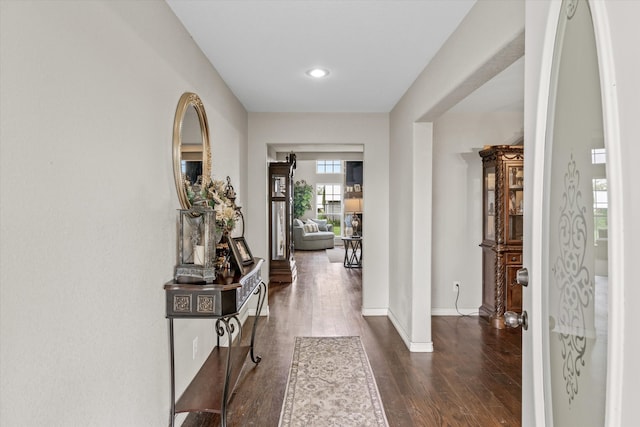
[175,345,251,414]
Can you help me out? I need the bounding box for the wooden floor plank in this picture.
[181,250,522,427]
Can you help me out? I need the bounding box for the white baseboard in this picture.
[432,308,480,316]
[361,308,388,316]
[410,341,434,352]
[247,305,269,317]
[387,309,434,353]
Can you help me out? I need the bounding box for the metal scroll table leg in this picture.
[250,281,267,364]
[215,316,238,427]
[168,319,176,427]
[343,241,350,267]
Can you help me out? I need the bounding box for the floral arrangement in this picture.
[208,178,237,234]
[184,175,238,235]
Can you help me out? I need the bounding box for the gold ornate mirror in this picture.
[172,92,211,209]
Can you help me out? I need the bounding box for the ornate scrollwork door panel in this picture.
[542,1,608,425]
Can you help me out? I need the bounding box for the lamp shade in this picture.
[344,198,362,213]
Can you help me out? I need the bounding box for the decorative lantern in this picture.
[175,206,217,282]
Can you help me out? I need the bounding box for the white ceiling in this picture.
[166,0,523,114]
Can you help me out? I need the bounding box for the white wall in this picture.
[0,1,247,425]
[247,113,390,312]
[431,112,523,315]
[389,0,525,350]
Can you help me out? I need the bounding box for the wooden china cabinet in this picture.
[479,145,524,329]
[268,156,297,283]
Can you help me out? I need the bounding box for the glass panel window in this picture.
[316,184,341,235]
[592,149,607,243]
[316,160,342,174]
[591,148,606,164]
[592,178,608,243]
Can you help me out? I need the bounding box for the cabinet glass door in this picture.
[507,165,524,241]
[272,175,286,198]
[484,166,496,241]
[271,201,286,260]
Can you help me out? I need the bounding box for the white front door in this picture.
[525,0,616,425]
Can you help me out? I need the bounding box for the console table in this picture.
[164,258,265,427]
[342,237,362,268]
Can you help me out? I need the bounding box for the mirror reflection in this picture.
[181,105,203,186]
[172,92,211,210]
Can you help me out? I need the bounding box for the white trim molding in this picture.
[361,308,388,316]
[388,310,434,353]
[431,308,480,316]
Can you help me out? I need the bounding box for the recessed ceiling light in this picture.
[306,68,330,79]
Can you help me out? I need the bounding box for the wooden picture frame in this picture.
[231,236,254,266]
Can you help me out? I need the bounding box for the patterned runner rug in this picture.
[279,336,389,427]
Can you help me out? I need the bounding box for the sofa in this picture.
[293,218,335,250]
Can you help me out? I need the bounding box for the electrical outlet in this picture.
[192,337,198,360]
[453,281,461,292]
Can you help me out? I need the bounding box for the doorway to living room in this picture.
[267,144,366,304]
[293,158,364,247]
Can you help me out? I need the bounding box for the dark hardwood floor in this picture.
[183,250,522,426]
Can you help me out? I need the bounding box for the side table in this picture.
[164,258,265,427]
[341,236,362,268]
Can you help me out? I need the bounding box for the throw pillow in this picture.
[310,219,328,231]
[303,222,319,233]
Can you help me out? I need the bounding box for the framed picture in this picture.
[231,236,254,266]
[354,184,361,192]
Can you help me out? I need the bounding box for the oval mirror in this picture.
[172,92,211,210]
